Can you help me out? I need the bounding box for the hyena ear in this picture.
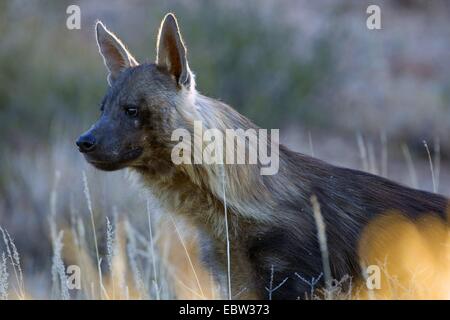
[95,21,138,86]
[156,13,192,88]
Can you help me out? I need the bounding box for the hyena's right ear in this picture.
[95,21,138,86]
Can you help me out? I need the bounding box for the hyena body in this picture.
[77,14,448,299]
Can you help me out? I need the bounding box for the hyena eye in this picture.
[124,105,139,117]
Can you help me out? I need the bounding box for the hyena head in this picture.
[76,13,194,172]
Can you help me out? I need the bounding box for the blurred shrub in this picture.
[0,2,109,147]
[177,1,332,127]
[0,0,332,149]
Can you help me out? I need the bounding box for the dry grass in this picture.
[0,125,450,299]
[0,135,449,300]
[357,212,450,299]
[0,142,450,299]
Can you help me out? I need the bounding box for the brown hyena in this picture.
[77,13,448,299]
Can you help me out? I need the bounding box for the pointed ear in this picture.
[95,21,138,85]
[156,13,192,88]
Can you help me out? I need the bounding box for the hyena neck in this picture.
[175,93,290,222]
[139,90,313,235]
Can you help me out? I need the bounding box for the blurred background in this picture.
[0,0,449,299]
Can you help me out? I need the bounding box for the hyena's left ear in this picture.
[96,21,138,86]
[156,13,193,88]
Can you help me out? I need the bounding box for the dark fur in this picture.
[245,147,447,298]
[194,147,448,299]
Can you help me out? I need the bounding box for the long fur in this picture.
[136,85,449,299]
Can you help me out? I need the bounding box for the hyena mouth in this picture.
[86,147,143,171]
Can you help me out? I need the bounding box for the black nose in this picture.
[76,134,96,153]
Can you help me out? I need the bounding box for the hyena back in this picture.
[77,13,448,299]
